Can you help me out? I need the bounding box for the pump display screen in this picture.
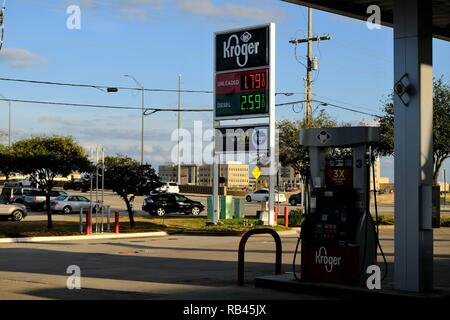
[325,160,353,187]
[215,68,269,117]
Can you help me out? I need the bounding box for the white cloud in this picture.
[0,48,47,68]
[176,0,284,22]
[119,6,151,23]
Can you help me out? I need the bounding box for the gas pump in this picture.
[296,126,380,285]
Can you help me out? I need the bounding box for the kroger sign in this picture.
[215,25,269,72]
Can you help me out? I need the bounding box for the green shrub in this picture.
[288,209,305,227]
[375,215,395,225]
[441,217,450,227]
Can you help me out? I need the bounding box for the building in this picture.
[198,163,249,190]
[280,166,302,191]
[158,164,199,185]
[159,163,249,190]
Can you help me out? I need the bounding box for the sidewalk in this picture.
[0,231,168,243]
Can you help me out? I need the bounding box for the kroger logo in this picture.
[223,31,260,67]
[240,32,252,42]
[315,247,342,273]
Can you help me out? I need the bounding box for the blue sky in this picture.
[0,0,449,181]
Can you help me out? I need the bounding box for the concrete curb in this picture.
[0,231,168,243]
[180,228,300,237]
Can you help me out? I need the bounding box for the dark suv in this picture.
[142,193,205,216]
[63,179,90,192]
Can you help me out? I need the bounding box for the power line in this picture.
[0,77,306,97]
[0,97,380,118]
[276,99,382,118]
[0,98,212,112]
[312,93,379,113]
[0,77,214,94]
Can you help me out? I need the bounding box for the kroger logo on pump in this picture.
[223,31,260,67]
[315,247,342,272]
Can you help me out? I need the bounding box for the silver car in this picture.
[0,196,27,221]
[50,195,95,214]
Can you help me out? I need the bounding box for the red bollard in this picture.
[86,210,91,235]
[274,207,278,225]
[284,207,289,227]
[114,211,120,234]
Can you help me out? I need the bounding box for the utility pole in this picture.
[177,74,182,185]
[289,7,331,124]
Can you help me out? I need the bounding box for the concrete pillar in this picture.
[394,0,433,292]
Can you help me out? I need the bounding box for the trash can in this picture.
[432,186,441,228]
[207,195,214,222]
[234,198,245,219]
[220,195,233,220]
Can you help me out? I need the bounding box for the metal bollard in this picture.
[107,206,111,232]
[284,207,289,227]
[79,208,84,234]
[86,209,92,235]
[100,206,104,233]
[95,204,99,233]
[274,206,278,225]
[114,211,120,234]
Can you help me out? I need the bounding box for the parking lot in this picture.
[0,227,449,299]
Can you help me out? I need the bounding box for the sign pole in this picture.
[212,125,220,224]
[268,23,276,226]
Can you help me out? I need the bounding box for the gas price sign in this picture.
[214,24,273,119]
[215,68,269,117]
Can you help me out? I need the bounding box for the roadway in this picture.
[22,188,397,221]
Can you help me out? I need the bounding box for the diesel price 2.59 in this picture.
[240,93,266,111]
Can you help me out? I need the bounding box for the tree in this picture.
[377,77,450,185]
[13,136,91,229]
[0,144,15,181]
[277,110,339,179]
[104,155,161,228]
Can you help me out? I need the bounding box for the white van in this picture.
[156,182,180,193]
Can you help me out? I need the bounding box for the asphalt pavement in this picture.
[0,227,449,299]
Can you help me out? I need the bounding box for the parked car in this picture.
[24,190,68,211]
[3,176,38,188]
[245,189,286,203]
[50,195,98,214]
[155,182,180,193]
[288,193,302,206]
[0,196,27,221]
[1,187,36,204]
[63,179,90,192]
[142,193,204,216]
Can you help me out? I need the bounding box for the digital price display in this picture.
[240,93,265,111]
[215,68,269,118]
[241,70,267,91]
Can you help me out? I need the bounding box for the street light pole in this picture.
[124,75,145,165]
[0,93,11,146]
[177,74,181,185]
